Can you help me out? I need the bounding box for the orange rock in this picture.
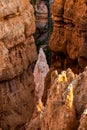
[50,0,87,70]
[74,67,87,119]
[26,68,87,130]
[0,0,36,81]
[0,0,37,129]
[78,105,87,129]
[41,69,77,130]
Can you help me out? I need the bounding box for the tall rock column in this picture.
[0,0,37,129]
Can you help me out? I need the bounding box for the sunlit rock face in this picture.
[50,0,87,71]
[26,68,87,130]
[0,0,37,129]
[41,69,77,130]
[41,68,87,130]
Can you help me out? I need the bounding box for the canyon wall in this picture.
[25,0,87,129]
[0,0,37,129]
[50,0,87,73]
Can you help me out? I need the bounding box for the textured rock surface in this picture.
[0,0,37,129]
[41,69,77,130]
[0,0,28,18]
[78,105,87,130]
[0,66,36,130]
[0,0,36,81]
[26,68,87,130]
[35,0,54,51]
[25,99,44,130]
[34,48,49,100]
[35,0,48,42]
[74,67,87,119]
[50,0,87,71]
[50,0,54,7]
[42,70,76,130]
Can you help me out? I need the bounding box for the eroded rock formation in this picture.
[0,0,37,129]
[35,0,48,43]
[50,0,87,72]
[33,48,49,100]
[35,0,54,51]
[78,105,87,129]
[26,67,87,130]
[26,0,87,129]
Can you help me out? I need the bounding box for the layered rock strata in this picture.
[50,0,87,72]
[0,0,37,129]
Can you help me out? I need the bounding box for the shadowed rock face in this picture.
[50,0,87,71]
[35,0,48,44]
[35,0,54,46]
[78,32,87,69]
[78,105,87,130]
[0,0,37,129]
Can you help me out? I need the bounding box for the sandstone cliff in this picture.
[50,0,87,72]
[0,0,37,129]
